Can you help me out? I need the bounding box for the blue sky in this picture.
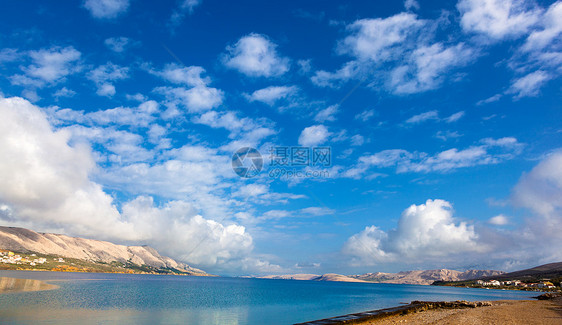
[0,0,561,276]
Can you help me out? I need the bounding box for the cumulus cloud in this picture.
[343,199,484,265]
[83,0,129,19]
[0,96,272,273]
[345,152,562,269]
[298,125,331,146]
[245,85,298,106]
[0,96,126,238]
[457,0,541,40]
[222,33,290,77]
[87,62,129,97]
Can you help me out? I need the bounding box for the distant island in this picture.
[0,226,208,276]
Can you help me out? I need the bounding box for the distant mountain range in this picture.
[256,269,504,285]
[475,262,562,282]
[0,226,207,275]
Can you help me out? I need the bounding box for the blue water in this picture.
[0,270,539,324]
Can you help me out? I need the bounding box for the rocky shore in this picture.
[296,296,562,325]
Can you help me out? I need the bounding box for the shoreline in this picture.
[0,277,59,294]
[296,295,562,325]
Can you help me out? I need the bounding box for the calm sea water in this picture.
[0,270,538,324]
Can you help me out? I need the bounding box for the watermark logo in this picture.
[232,146,331,179]
[232,147,263,178]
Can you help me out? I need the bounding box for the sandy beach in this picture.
[358,298,562,325]
[0,277,58,293]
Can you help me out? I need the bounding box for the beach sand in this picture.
[0,277,58,293]
[359,298,562,325]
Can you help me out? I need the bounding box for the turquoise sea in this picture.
[0,270,538,324]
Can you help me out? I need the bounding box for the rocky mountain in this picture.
[477,262,562,282]
[257,273,366,283]
[351,269,505,285]
[0,226,206,275]
[256,269,504,285]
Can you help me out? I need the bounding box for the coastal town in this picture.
[0,250,62,266]
[476,279,557,290]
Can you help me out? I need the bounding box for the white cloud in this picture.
[155,85,224,114]
[11,46,81,87]
[404,0,420,11]
[405,110,439,124]
[245,85,298,105]
[0,48,20,63]
[298,125,331,146]
[457,0,541,40]
[152,63,210,87]
[350,134,365,146]
[507,70,551,98]
[53,87,76,99]
[405,110,463,126]
[522,1,562,52]
[0,96,273,273]
[435,130,462,141]
[343,199,483,264]
[489,214,509,225]
[445,111,465,123]
[0,96,125,238]
[311,61,360,88]
[512,151,562,218]
[21,89,40,102]
[314,104,339,123]
[390,43,474,94]
[89,101,159,127]
[355,109,377,122]
[352,137,523,175]
[193,110,276,147]
[120,196,253,268]
[169,0,202,29]
[477,94,502,105]
[222,33,290,77]
[313,14,475,94]
[338,13,424,62]
[104,37,132,53]
[83,0,129,19]
[87,62,129,97]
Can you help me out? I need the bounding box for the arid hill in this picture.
[0,226,206,275]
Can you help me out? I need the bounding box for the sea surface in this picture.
[0,270,539,325]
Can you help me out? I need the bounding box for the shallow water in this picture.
[0,270,538,325]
